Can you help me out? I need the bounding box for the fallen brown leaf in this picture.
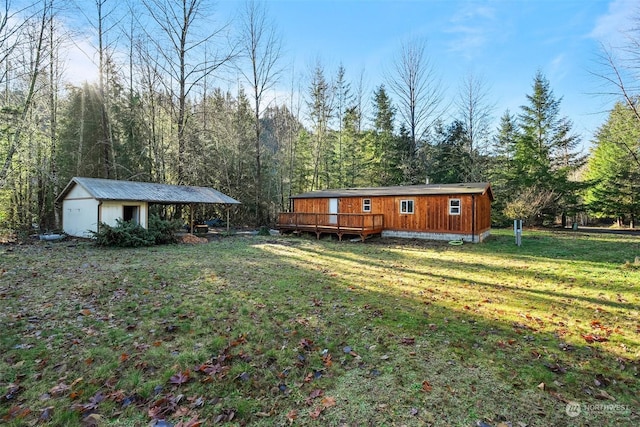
[321,396,336,409]
[286,409,298,424]
[595,390,615,401]
[309,405,323,420]
[49,383,70,397]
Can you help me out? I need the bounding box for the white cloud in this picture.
[548,53,568,83]
[447,26,487,58]
[589,0,637,44]
[446,3,497,59]
[450,4,496,23]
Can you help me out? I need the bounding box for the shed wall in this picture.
[62,198,100,237]
[67,184,92,199]
[62,194,150,238]
[475,193,492,233]
[101,201,149,229]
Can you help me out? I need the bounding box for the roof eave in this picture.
[291,183,493,199]
[56,177,242,205]
[54,177,88,204]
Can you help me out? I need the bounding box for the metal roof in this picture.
[56,177,241,205]
[290,182,493,200]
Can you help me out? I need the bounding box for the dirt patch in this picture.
[0,229,21,244]
[179,233,209,244]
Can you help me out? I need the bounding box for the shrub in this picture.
[148,214,183,244]
[257,226,271,236]
[92,220,155,247]
[503,187,557,225]
[92,215,183,247]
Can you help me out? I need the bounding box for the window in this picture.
[449,199,461,215]
[400,199,414,214]
[123,205,140,224]
[362,199,371,212]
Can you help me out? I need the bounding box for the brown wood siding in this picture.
[475,193,492,233]
[293,198,329,214]
[292,192,492,236]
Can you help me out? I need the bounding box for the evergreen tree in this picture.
[489,110,519,224]
[584,102,640,227]
[503,72,583,224]
[260,104,304,215]
[516,72,559,189]
[428,120,471,184]
[342,106,367,187]
[292,129,313,194]
[396,124,417,184]
[306,61,334,190]
[57,83,112,182]
[333,64,353,187]
[370,84,397,185]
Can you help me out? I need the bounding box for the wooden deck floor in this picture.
[277,213,384,242]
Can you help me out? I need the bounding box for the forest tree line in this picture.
[1,0,639,232]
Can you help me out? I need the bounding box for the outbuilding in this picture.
[56,177,240,238]
[277,182,493,242]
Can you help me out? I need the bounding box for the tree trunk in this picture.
[0,2,49,185]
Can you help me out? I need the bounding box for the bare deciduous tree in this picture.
[590,5,640,168]
[141,0,236,184]
[0,0,51,186]
[592,45,640,168]
[47,2,65,228]
[239,0,282,224]
[455,72,494,181]
[385,39,445,158]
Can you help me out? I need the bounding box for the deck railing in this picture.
[277,212,384,232]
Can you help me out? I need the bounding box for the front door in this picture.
[329,198,338,224]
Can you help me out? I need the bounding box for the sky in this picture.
[212,0,637,149]
[49,0,640,148]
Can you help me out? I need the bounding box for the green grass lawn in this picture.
[1,229,638,426]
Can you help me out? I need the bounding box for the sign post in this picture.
[514,219,523,246]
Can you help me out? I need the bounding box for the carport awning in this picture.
[56,177,241,205]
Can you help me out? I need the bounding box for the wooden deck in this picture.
[277,213,384,241]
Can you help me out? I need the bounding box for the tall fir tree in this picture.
[489,110,519,224]
[428,120,471,184]
[584,102,640,227]
[342,106,366,187]
[501,72,583,224]
[333,64,353,187]
[306,61,334,190]
[370,84,398,185]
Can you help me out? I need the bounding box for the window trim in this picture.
[362,198,371,212]
[449,198,461,215]
[400,199,414,214]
